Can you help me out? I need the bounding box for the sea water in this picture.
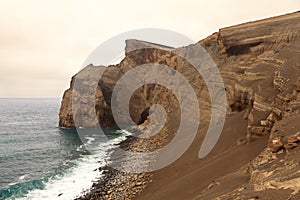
[0,98,127,200]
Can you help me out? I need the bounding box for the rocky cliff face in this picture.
[59,39,206,129]
[59,11,300,199]
[60,12,300,142]
[206,12,300,145]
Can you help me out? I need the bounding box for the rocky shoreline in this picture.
[75,137,152,200]
[75,117,172,200]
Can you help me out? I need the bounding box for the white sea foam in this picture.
[85,137,96,144]
[17,155,102,200]
[8,182,18,186]
[117,129,132,136]
[15,130,130,200]
[76,144,84,152]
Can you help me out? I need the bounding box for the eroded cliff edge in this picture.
[59,11,300,199]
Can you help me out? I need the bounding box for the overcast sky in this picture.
[0,0,299,98]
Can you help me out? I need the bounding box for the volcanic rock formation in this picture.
[59,11,300,199]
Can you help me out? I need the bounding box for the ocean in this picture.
[0,98,127,200]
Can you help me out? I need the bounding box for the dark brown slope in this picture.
[137,11,300,200]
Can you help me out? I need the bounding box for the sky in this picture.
[0,0,299,98]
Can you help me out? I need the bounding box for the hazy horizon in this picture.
[0,0,299,98]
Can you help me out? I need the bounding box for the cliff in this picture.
[59,11,300,199]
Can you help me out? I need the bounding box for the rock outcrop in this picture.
[59,11,300,200]
[59,39,205,129]
[59,65,113,128]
